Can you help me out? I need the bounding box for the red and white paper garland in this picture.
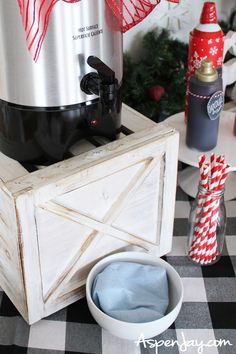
[188,154,230,265]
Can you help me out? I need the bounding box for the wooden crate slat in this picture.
[15,193,45,324]
[34,151,165,305]
[7,125,175,201]
[0,152,28,183]
[0,182,27,320]
[69,139,97,156]
[122,104,156,131]
[0,105,179,324]
[35,206,95,300]
[158,132,179,255]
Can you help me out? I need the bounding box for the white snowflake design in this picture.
[157,2,192,32]
[209,46,218,56]
[217,57,223,66]
[193,58,202,69]
[208,39,213,44]
[191,55,207,70]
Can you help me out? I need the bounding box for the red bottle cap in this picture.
[200,2,218,24]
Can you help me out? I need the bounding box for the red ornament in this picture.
[148,85,165,102]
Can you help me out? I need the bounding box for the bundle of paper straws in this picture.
[188,154,230,265]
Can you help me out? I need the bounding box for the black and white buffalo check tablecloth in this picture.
[0,183,236,354]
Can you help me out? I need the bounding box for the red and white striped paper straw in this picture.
[188,154,229,265]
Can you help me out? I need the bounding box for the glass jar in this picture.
[187,184,226,266]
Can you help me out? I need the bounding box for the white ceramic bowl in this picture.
[86,252,183,340]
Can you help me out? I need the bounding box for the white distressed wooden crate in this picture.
[0,104,179,324]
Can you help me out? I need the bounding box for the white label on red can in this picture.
[207,91,224,120]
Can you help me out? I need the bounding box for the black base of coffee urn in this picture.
[0,92,122,164]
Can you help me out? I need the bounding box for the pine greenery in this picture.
[123,29,188,122]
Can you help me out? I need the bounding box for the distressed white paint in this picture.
[0,104,179,324]
[0,183,27,320]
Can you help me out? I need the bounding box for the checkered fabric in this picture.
[0,174,236,354]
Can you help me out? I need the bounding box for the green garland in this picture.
[123,29,188,122]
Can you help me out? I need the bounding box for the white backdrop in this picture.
[123,0,236,55]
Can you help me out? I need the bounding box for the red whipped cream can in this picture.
[185,1,224,121]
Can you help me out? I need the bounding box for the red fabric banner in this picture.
[107,0,161,33]
[17,0,81,62]
[17,0,179,61]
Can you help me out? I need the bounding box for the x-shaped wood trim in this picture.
[38,156,162,303]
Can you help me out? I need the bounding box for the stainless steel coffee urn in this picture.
[0,0,123,162]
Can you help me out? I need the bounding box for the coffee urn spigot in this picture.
[81,56,118,112]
